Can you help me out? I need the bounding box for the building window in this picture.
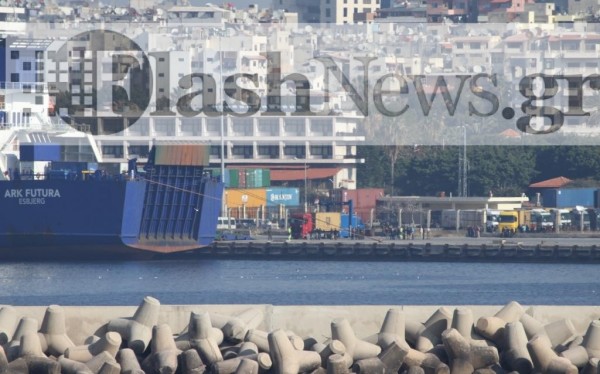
[35,51,43,59]
[325,8,331,17]
[36,61,44,71]
[23,84,32,93]
[10,73,19,82]
[10,51,19,59]
[35,96,43,105]
[23,62,31,71]
[283,145,305,158]
[343,7,348,16]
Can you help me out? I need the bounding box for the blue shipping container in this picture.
[541,188,597,208]
[266,187,299,206]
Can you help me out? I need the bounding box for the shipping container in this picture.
[153,145,209,166]
[225,188,267,208]
[541,188,597,208]
[315,212,341,232]
[228,169,239,188]
[441,209,485,229]
[266,187,299,206]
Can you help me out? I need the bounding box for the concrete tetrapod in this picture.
[64,331,122,362]
[189,312,223,366]
[107,296,160,355]
[0,306,17,345]
[176,311,224,351]
[331,318,381,366]
[37,304,75,357]
[117,348,145,374]
[211,352,272,374]
[545,319,578,349]
[313,339,346,368]
[211,309,264,343]
[416,307,452,352]
[59,356,94,374]
[86,351,119,374]
[476,301,526,347]
[5,317,38,361]
[451,307,490,348]
[365,308,410,351]
[245,330,270,353]
[141,324,181,374]
[503,321,533,374]
[442,328,500,373]
[235,357,259,374]
[527,334,578,374]
[560,320,600,368]
[178,349,206,374]
[269,329,321,374]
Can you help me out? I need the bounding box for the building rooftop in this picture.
[529,177,573,189]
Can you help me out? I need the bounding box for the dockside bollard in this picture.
[269,329,321,374]
[65,331,122,362]
[38,304,75,356]
[107,296,160,355]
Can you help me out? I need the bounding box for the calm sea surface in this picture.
[0,260,598,305]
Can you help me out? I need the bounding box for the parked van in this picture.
[217,217,237,230]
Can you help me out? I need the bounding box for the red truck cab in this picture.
[290,213,313,239]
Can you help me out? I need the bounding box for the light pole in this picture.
[457,125,467,197]
[304,158,307,213]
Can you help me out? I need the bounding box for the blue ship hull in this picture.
[0,178,224,259]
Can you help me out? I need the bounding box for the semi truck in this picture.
[498,211,519,236]
[550,208,571,230]
[290,212,365,239]
[530,209,553,232]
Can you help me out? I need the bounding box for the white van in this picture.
[217,217,237,230]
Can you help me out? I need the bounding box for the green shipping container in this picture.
[263,169,270,187]
[228,169,239,188]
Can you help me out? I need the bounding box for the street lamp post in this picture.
[304,158,308,213]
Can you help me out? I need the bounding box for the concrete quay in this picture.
[199,238,600,263]
[1,301,600,373]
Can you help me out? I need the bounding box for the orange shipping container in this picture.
[225,188,267,208]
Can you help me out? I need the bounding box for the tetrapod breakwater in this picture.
[0,299,598,373]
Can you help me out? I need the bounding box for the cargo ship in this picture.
[0,138,223,259]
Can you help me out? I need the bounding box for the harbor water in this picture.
[2,259,599,306]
